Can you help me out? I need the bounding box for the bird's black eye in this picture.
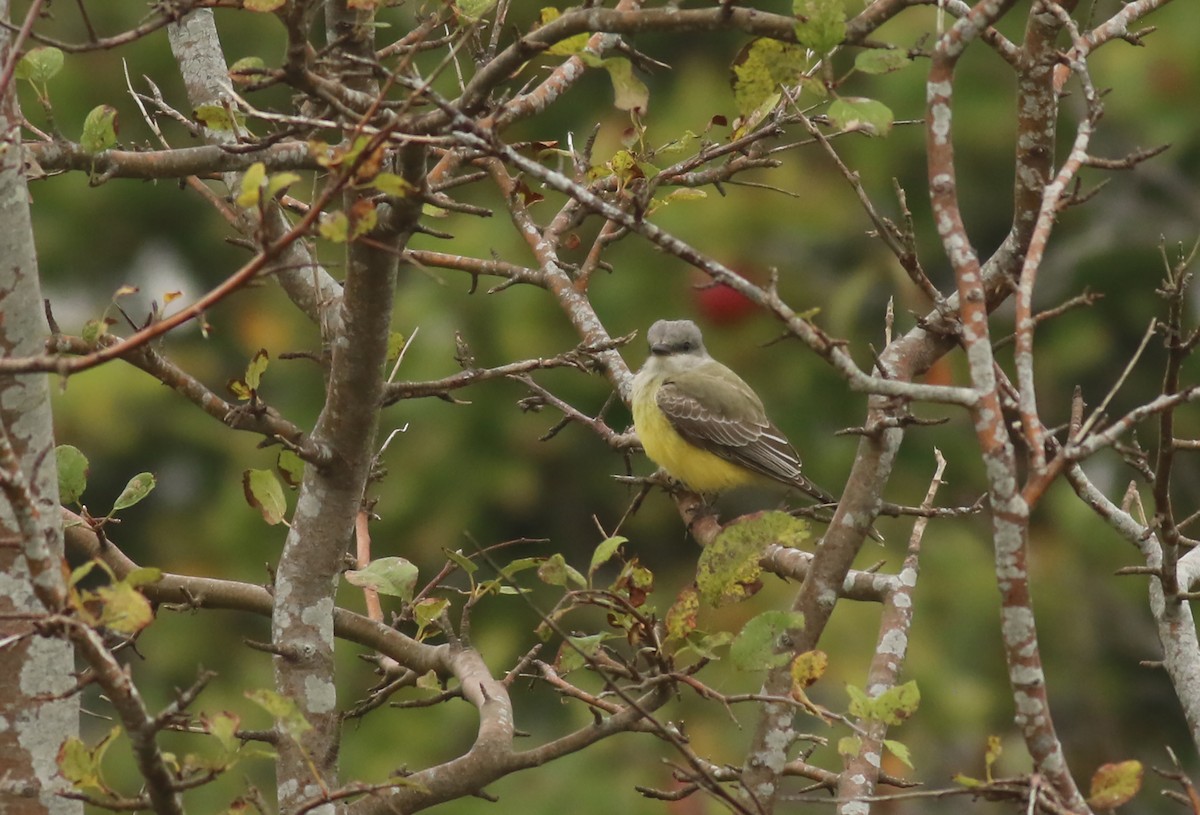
[680,341,692,351]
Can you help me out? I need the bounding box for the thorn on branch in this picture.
[154,669,217,730]
[43,298,61,335]
[611,40,672,73]
[1121,26,1156,47]
[837,411,943,438]
[635,783,697,802]
[1114,439,1154,484]
[244,638,314,661]
[993,289,1104,349]
[423,191,493,218]
[1082,142,1170,170]
[413,222,454,240]
[912,311,961,339]
[1056,176,1109,210]
[875,495,984,519]
[1114,565,1160,576]
[1152,746,1200,813]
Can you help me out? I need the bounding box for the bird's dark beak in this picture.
[649,342,671,356]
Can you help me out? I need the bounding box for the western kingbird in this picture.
[630,319,834,504]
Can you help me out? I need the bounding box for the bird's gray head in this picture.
[646,319,709,362]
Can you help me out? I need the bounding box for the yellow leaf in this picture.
[1087,760,1143,810]
[237,162,267,207]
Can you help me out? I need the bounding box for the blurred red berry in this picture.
[692,276,757,326]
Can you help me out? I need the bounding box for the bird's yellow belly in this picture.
[632,394,751,493]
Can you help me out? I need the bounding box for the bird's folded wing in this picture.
[656,380,805,485]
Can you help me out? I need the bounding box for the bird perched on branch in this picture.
[631,319,880,539]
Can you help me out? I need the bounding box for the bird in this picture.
[630,319,833,503]
[630,319,883,541]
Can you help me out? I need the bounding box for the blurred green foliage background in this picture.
[19,0,1200,811]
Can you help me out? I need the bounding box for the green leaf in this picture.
[15,46,64,84]
[665,584,699,642]
[266,172,300,199]
[81,318,110,345]
[1087,760,1143,810]
[372,172,414,197]
[57,726,118,792]
[80,106,119,154]
[537,553,587,588]
[349,200,378,239]
[123,567,162,588]
[827,97,894,136]
[500,557,542,579]
[731,38,809,118]
[443,548,479,576]
[734,91,782,139]
[686,630,732,660]
[790,649,828,689]
[883,738,914,770]
[244,349,269,391]
[729,610,805,671]
[455,0,496,21]
[847,680,920,725]
[320,134,371,169]
[798,75,828,99]
[662,188,707,204]
[953,773,984,788]
[244,0,286,11]
[95,580,155,634]
[556,633,609,673]
[111,472,155,513]
[228,379,252,401]
[229,349,269,400]
[56,445,89,505]
[229,56,267,83]
[345,557,419,602]
[204,711,241,756]
[242,469,287,525]
[386,331,407,367]
[589,535,626,576]
[276,449,305,488]
[194,104,245,132]
[68,559,101,589]
[602,57,648,112]
[846,684,872,719]
[793,0,846,54]
[654,130,699,157]
[837,734,861,758]
[697,511,808,607]
[541,8,591,55]
[319,211,349,243]
[245,689,312,740]
[873,680,920,725]
[413,597,449,639]
[612,559,653,606]
[237,162,266,208]
[606,149,644,185]
[853,49,912,75]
